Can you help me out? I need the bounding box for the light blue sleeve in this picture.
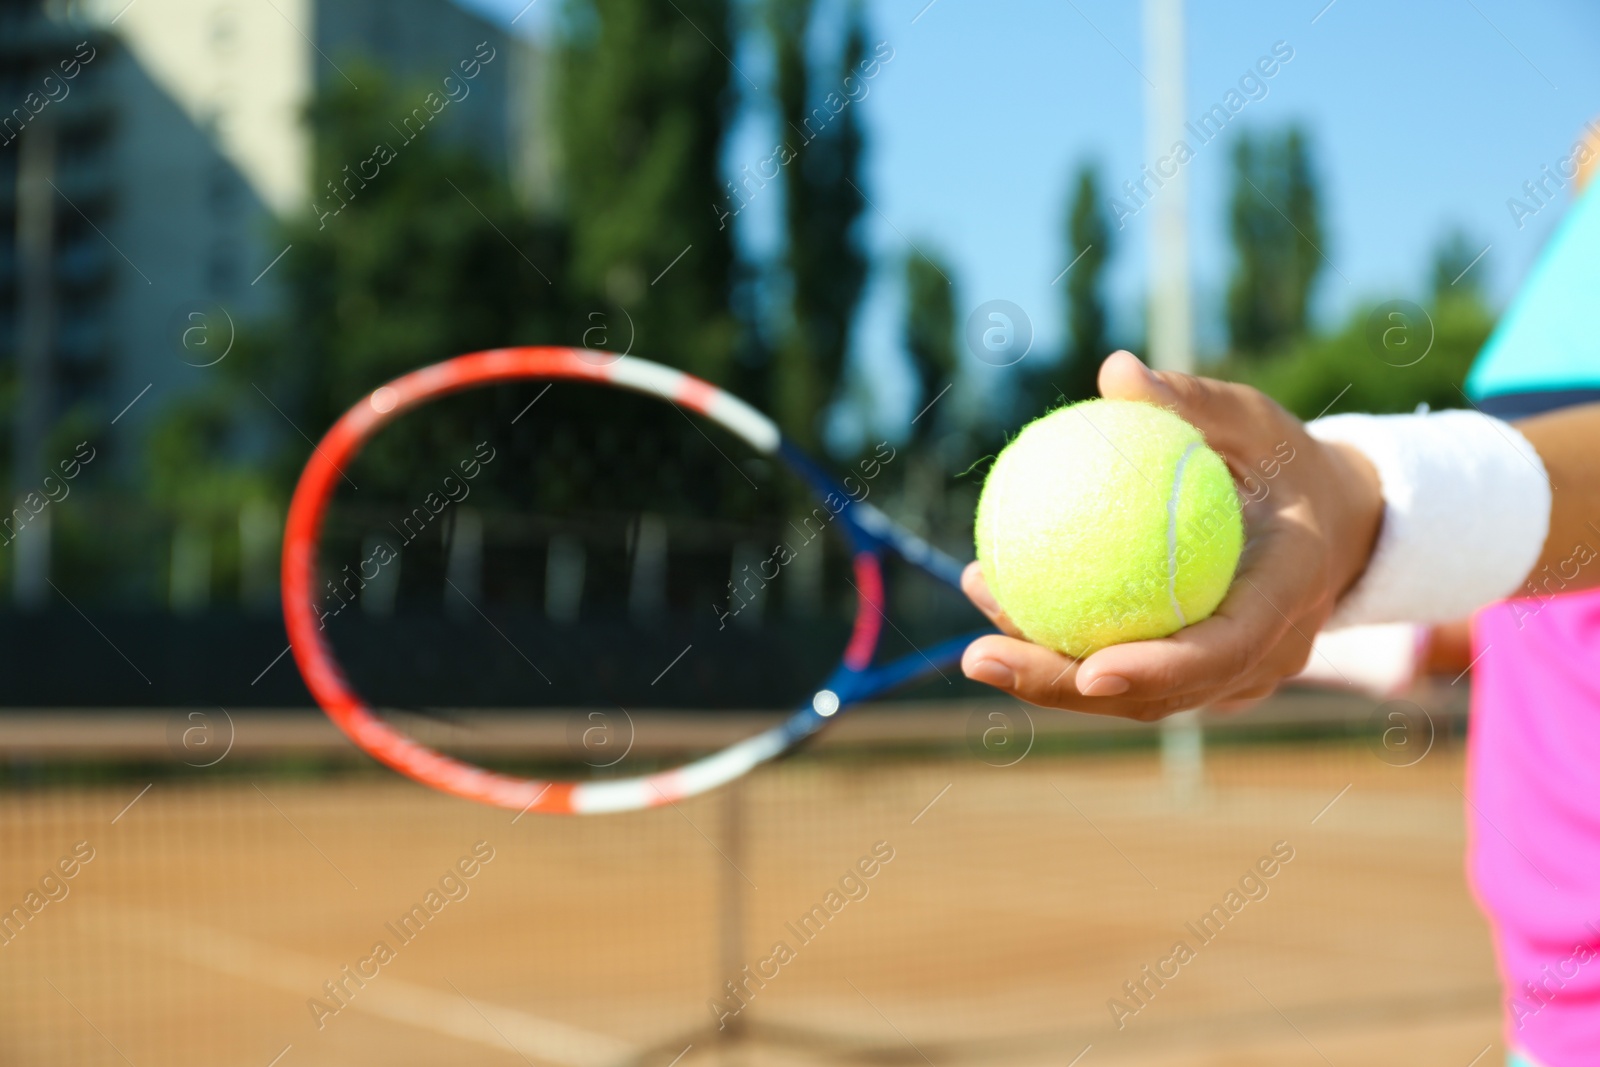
[1467,180,1600,401]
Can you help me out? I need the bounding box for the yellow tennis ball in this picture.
[975,398,1244,657]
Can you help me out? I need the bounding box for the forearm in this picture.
[1421,619,1472,676]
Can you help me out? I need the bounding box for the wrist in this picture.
[1323,440,1383,599]
[1306,409,1550,627]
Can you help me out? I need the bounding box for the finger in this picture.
[1213,667,1289,706]
[960,561,1025,639]
[1072,522,1318,701]
[1202,602,1328,715]
[1255,621,1320,681]
[962,633,1078,703]
[1209,668,1291,712]
[1097,350,1292,459]
[960,634,1191,718]
[962,519,1313,708]
[1225,681,1281,703]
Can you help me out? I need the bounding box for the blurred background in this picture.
[2,0,1598,1063]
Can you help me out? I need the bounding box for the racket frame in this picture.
[281,347,983,814]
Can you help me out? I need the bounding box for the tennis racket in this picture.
[282,346,988,814]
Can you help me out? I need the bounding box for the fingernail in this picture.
[964,658,1016,689]
[1114,350,1158,382]
[1080,673,1130,697]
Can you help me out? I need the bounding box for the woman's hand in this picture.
[959,350,1384,720]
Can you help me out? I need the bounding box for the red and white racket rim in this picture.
[281,347,872,815]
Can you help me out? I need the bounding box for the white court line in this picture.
[99,907,635,1067]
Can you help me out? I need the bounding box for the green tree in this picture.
[1229,223,1497,425]
[1226,125,1324,356]
[261,65,568,437]
[903,251,957,449]
[141,65,574,607]
[142,390,281,609]
[269,66,773,522]
[769,0,869,447]
[1226,298,1492,421]
[896,247,972,547]
[1430,228,1486,305]
[1060,163,1112,402]
[88,52,580,614]
[556,0,739,384]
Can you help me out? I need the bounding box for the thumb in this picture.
[1097,349,1180,407]
[1096,349,1279,457]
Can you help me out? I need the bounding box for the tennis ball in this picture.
[975,399,1243,657]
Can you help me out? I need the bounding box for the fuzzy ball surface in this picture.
[975,399,1244,656]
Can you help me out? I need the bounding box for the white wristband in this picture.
[1307,409,1551,627]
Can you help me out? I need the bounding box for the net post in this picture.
[715,780,748,1052]
[1160,707,1205,805]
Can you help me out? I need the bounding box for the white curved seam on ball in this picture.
[1165,442,1200,628]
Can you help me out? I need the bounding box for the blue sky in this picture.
[463,0,1600,439]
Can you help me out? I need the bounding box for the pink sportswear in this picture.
[1469,587,1600,1065]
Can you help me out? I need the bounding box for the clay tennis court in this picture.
[0,699,1500,1066]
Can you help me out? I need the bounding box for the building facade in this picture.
[0,0,542,605]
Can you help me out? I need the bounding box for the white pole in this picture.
[1144,0,1193,376]
[717,782,747,1048]
[1145,0,1204,803]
